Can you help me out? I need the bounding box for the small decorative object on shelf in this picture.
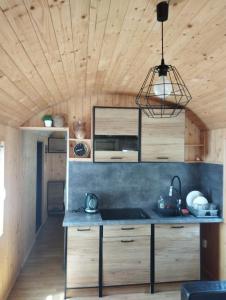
[73,120,86,139]
[195,156,201,161]
[52,115,65,127]
[42,115,53,127]
[74,141,90,158]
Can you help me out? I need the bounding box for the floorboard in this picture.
[8,216,180,300]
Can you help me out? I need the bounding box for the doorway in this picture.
[36,141,43,232]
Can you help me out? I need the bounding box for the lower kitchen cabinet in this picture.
[67,226,99,288]
[103,225,151,286]
[155,224,200,283]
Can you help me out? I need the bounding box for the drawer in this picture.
[103,224,151,237]
[95,150,138,162]
[155,224,200,240]
[68,226,99,239]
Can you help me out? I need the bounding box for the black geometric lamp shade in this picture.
[135,1,192,118]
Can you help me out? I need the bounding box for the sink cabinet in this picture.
[103,224,151,286]
[155,224,200,283]
[66,226,99,288]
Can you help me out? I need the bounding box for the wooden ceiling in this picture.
[0,0,226,128]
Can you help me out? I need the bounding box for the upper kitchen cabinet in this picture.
[94,107,139,136]
[93,107,139,162]
[141,110,185,162]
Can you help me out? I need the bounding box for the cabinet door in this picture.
[141,110,185,162]
[67,227,99,288]
[103,236,150,286]
[95,150,138,162]
[94,108,139,136]
[155,224,200,283]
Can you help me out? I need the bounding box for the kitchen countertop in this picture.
[63,209,223,227]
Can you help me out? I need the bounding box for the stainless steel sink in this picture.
[100,208,150,220]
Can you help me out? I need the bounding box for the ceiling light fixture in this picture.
[135,1,192,118]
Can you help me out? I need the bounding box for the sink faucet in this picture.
[169,175,182,199]
[169,176,183,214]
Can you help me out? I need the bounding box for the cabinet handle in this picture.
[156,156,169,160]
[121,227,135,230]
[110,157,123,159]
[171,226,184,229]
[77,228,91,231]
[121,240,134,243]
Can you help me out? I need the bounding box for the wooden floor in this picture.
[8,216,180,300]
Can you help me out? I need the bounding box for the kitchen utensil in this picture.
[186,191,203,207]
[84,193,99,213]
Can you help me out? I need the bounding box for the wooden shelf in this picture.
[20,126,69,132]
[69,138,91,142]
[69,139,92,162]
[185,160,203,163]
[185,144,204,147]
[69,157,92,162]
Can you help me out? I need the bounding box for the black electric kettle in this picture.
[84,193,99,213]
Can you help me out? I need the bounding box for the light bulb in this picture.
[154,76,172,98]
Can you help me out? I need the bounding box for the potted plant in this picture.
[42,115,53,127]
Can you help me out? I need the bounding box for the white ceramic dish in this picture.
[193,196,208,209]
[186,191,203,207]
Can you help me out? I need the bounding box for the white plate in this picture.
[193,196,208,209]
[186,191,203,207]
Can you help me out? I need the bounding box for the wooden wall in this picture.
[0,126,51,300]
[0,125,22,299]
[46,153,67,182]
[21,131,49,251]
[202,128,226,280]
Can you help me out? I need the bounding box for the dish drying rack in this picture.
[188,206,218,218]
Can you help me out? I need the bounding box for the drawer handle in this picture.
[121,227,135,230]
[77,228,91,231]
[156,156,169,160]
[171,226,184,229]
[110,156,123,159]
[121,240,134,243]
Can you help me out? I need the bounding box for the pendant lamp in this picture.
[135,1,192,118]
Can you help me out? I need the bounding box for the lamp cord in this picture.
[161,21,164,62]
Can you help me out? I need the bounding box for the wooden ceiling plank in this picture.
[0,6,55,106]
[0,47,48,109]
[0,72,39,112]
[0,87,33,117]
[23,0,70,102]
[103,0,157,91]
[86,0,110,95]
[121,0,198,93]
[94,0,131,94]
[70,0,90,96]
[1,0,62,104]
[102,0,151,91]
[48,0,77,100]
[0,46,47,110]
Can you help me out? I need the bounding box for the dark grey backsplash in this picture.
[68,162,223,213]
[198,163,223,212]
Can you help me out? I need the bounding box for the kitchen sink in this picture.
[100,208,150,220]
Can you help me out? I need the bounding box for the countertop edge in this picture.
[63,211,224,227]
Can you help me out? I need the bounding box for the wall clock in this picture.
[73,142,90,158]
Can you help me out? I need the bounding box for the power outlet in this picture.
[202,239,208,249]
